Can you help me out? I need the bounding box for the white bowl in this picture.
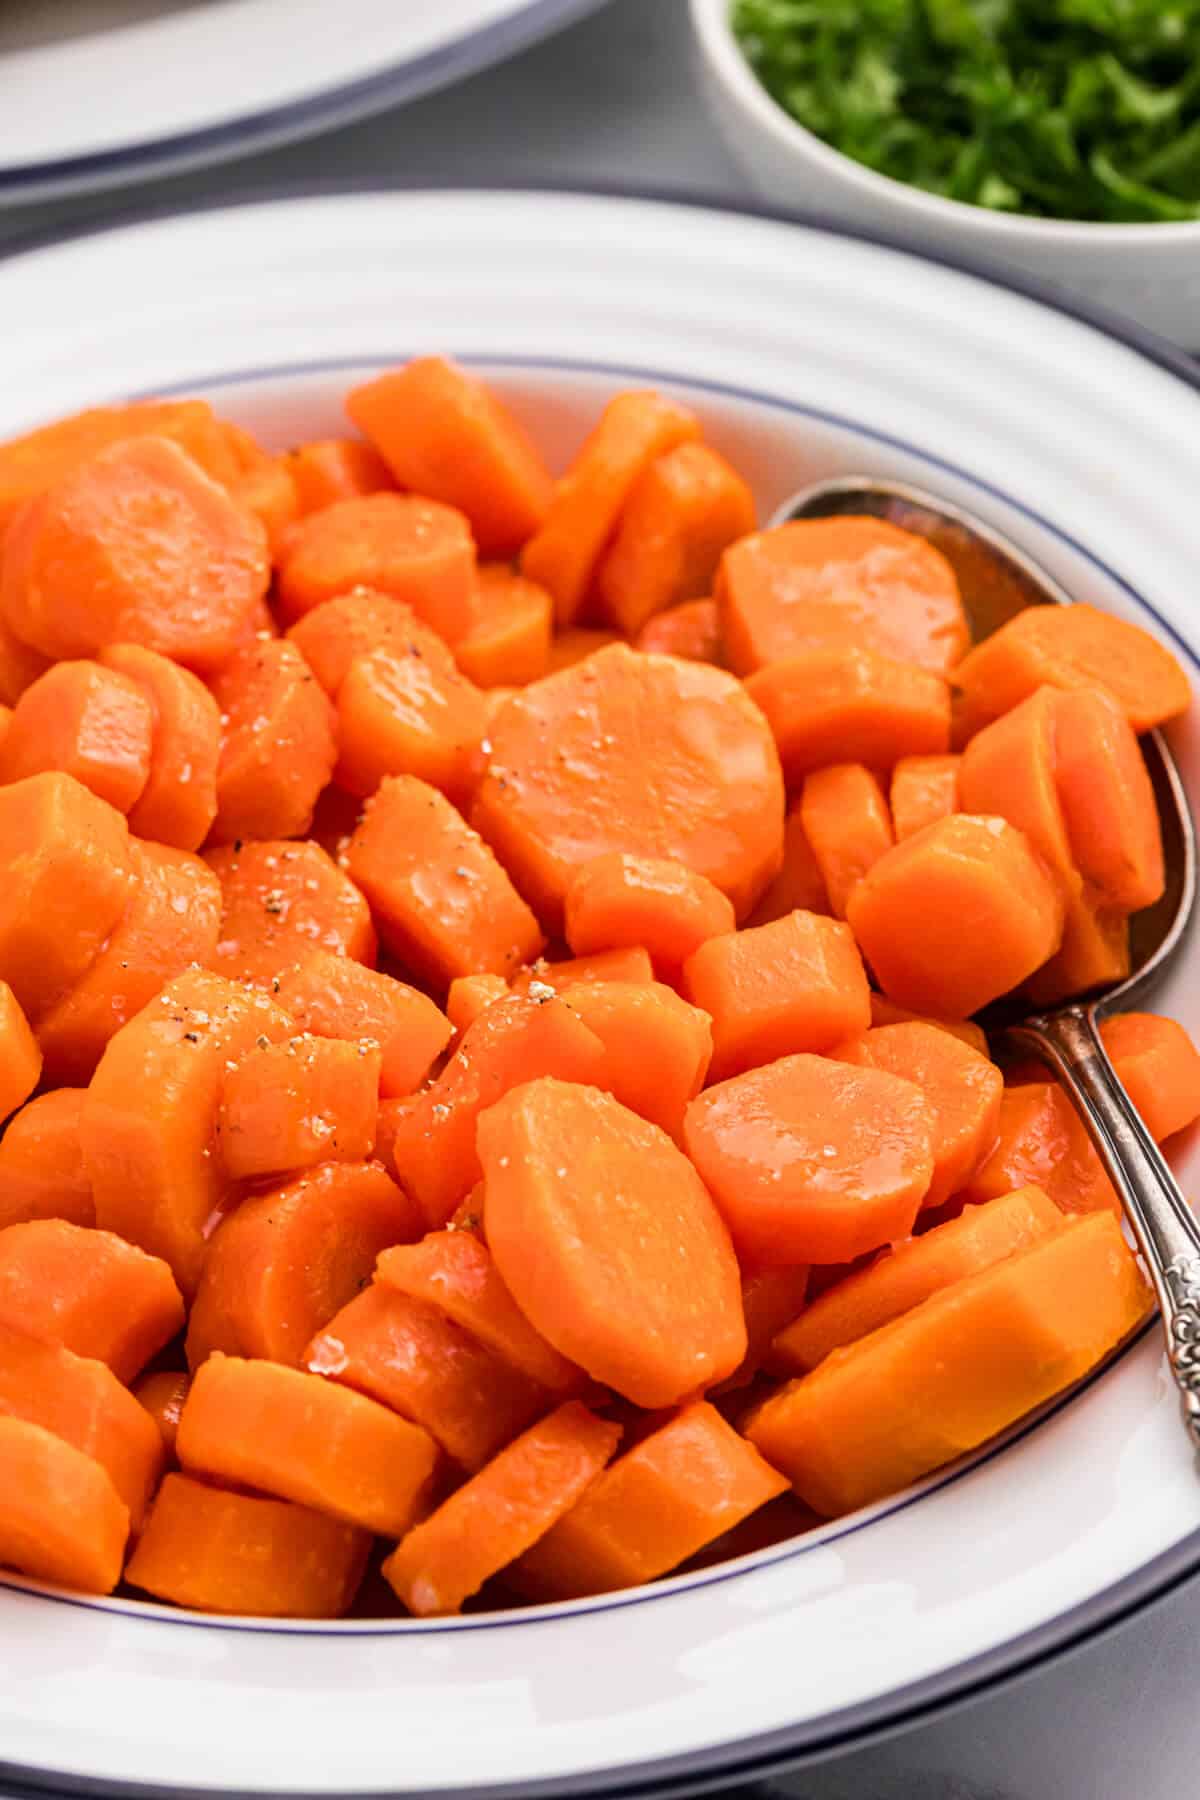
[690,0,1200,349]
[2,188,1200,1799]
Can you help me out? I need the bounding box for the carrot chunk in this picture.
[682,909,870,1082]
[799,764,894,919]
[0,1417,128,1596]
[564,852,736,973]
[336,638,487,804]
[746,804,831,925]
[134,1371,189,1457]
[1054,687,1165,912]
[0,1090,93,1232]
[446,971,509,1035]
[287,438,392,514]
[287,589,414,697]
[513,1402,786,1599]
[890,754,960,842]
[868,993,989,1055]
[207,839,376,986]
[0,983,40,1122]
[479,1078,746,1407]
[1024,887,1132,1008]
[554,979,713,1139]
[719,516,968,677]
[346,776,544,988]
[958,687,1080,899]
[209,639,338,844]
[473,644,785,928]
[0,660,154,813]
[186,1160,419,1368]
[521,390,701,624]
[177,1353,437,1536]
[100,644,221,851]
[634,596,723,665]
[384,1402,620,1616]
[126,1473,369,1618]
[511,947,655,994]
[1101,1012,1200,1143]
[0,1220,183,1382]
[454,566,553,689]
[746,647,952,782]
[217,1036,381,1180]
[2,437,270,671]
[271,952,451,1098]
[846,814,1065,1017]
[745,1213,1149,1515]
[961,1081,1119,1216]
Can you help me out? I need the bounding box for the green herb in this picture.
[732,0,1200,221]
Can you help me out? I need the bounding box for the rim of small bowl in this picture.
[690,0,1200,246]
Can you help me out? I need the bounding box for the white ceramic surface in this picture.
[1,188,1200,1798]
[0,0,605,203]
[689,0,1200,350]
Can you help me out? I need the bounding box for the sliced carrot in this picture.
[958,687,1079,899]
[510,946,655,994]
[207,839,376,986]
[745,1213,1149,1516]
[346,775,544,988]
[0,983,40,1122]
[446,972,509,1035]
[287,438,392,514]
[100,644,221,851]
[890,754,961,842]
[868,994,989,1057]
[512,1402,786,1600]
[0,1090,93,1232]
[0,660,154,813]
[126,1473,369,1618]
[473,644,785,928]
[1024,889,1131,1008]
[719,517,968,677]
[306,1285,548,1471]
[1053,687,1164,911]
[596,442,755,635]
[479,1078,746,1406]
[521,390,701,625]
[287,589,414,697]
[209,639,338,844]
[682,909,870,1082]
[1101,1012,1200,1143]
[186,1160,419,1368]
[0,771,134,1021]
[2,437,270,671]
[37,840,222,1085]
[745,804,831,925]
[276,494,480,645]
[0,1219,183,1382]
[82,968,294,1297]
[846,814,1065,1018]
[961,1081,1119,1216]
[380,992,606,1228]
[563,853,735,974]
[0,616,49,706]
[272,952,451,1098]
[134,1371,189,1458]
[545,626,623,673]
[217,1036,380,1180]
[770,1185,1062,1375]
[177,1353,438,1536]
[634,596,723,664]
[348,358,553,559]
[561,979,712,1138]
[0,1417,128,1596]
[720,1265,813,1391]
[745,647,952,783]
[454,565,553,688]
[335,638,487,804]
[799,764,894,920]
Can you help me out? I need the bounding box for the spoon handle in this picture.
[1007,1006,1200,1452]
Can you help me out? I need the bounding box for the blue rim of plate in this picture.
[1,181,1199,1797]
[0,1,605,202]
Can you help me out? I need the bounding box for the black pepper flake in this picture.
[183,1031,200,1043]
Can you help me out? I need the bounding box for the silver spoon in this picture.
[772,475,1200,1447]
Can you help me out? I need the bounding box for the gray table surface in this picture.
[5,4,1200,1796]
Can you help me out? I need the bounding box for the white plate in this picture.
[0,1,606,204]
[1,189,1199,1798]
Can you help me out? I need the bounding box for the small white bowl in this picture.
[691,0,1200,348]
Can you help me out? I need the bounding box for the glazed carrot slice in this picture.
[276,494,480,644]
[745,803,831,926]
[958,687,1080,899]
[745,1213,1149,1516]
[0,1090,93,1232]
[271,952,452,1098]
[565,979,713,1139]
[0,772,134,1021]
[473,644,785,928]
[634,596,723,665]
[346,776,544,988]
[479,1078,746,1407]
[745,647,952,783]
[37,840,222,1084]
[209,639,338,844]
[2,437,270,670]
[99,644,221,851]
[833,1022,1003,1209]
[512,1402,786,1600]
[177,1354,438,1536]
[868,994,989,1057]
[288,589,419,696]
[955,603,1191,734]
[961,1081,1119,1216]
[510,946,655,994]
[0,1320,164,1526]
[454,566,553,688]
[799,764,894,919]
[770,1185,1063,1376]
[287,438,392,515]
[846,814,1065,1018]
[1053,687,1165,912]
[684,1054,933,1265]
[207,839,376,986]
[380,992,606,1227]
[545,626,623,672]
[134,1371,189,1457]
[306,1285,548,1472]
[719,1265,814,1390]
[336,638,487,803]
[126,1473,369,1618]
[0,660,154,813]
[0,1417,128,1596]
[563,852,736,973]
[186,1161,420,1368]
[596,442,755,636]
[1023,888,1131,1008]
[82,968,294,1297]
[384,1402,620,1616]
[521,390,701,624]
[0,616,49,706]
[890,754,960,842]
[682,909,870,1083]
[1101,1012,1200,1143]
[446,971,509,1035]
[0,983,40,1123]
[217,1036,381,1180]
